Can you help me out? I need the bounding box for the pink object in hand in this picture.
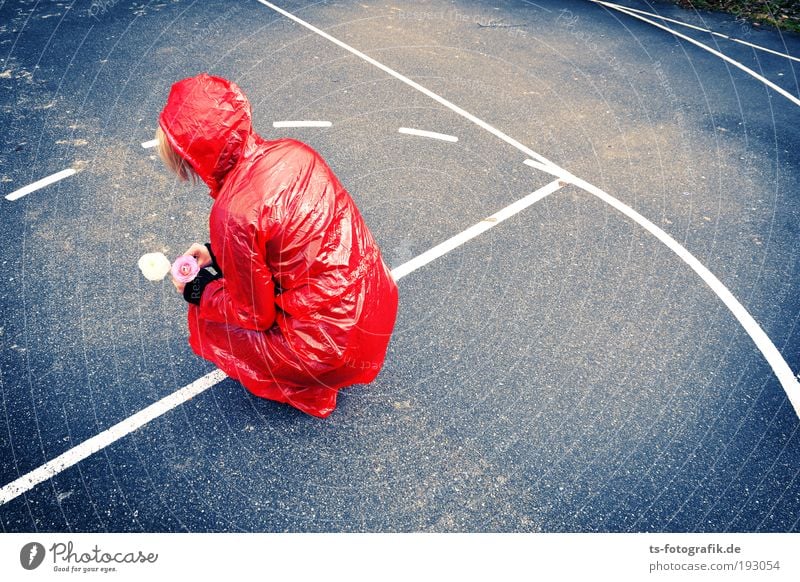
[171,255,200,283]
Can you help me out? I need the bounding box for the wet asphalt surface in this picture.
[0,0,799,532]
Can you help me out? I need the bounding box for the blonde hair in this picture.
[156,125,197,182]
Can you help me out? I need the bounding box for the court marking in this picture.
[272,120,332,128]
[4,168,77,201]
[398,127,459,142]
[392,179,562,279]
[0,180,564,506]
[141,138,158,149]
[0,370,226,505]
[593,0,800,63]
[592,0,800,108]
[524,158,572,181]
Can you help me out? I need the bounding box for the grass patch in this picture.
[674,1,800,33]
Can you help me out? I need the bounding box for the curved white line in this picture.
[729,36,800,64]
[565,170,800,416]
[524,158,572,181]
[593,0,800,108]
[4,0,796,508]
[256,0,800,418]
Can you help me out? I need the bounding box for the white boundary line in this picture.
[272,120,332,128]
[4,168,77,201]
[524,158,572,181]
[141,138,158,149]
[728,36,800,64]
[592,0,800,108]
[255,0,800,416]
[564,169,800,417]
[398,127,459,142]
[0,181,565,506]
[593,0,800,63]
[391,179,563,279]
[0,370,227,505]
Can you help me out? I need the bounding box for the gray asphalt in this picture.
[0,0,799,532]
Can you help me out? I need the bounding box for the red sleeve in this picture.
[198,224,276,331]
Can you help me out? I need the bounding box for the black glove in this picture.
[183,268,220,305]
[205,242,222,276]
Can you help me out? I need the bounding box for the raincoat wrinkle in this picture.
[160,74,398,418]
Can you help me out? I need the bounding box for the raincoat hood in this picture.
[159,73,253,196]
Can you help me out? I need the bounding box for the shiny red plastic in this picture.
[159,73,399,418]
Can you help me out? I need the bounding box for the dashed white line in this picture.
[256,0,800,418]
[141,138,158,149]
[398,127,459,143]
[272,120,332,128]
[254,0,555,170]
[593,0,800,63]
[593,0,800,108]
[0,370,227,506]
[4,168,77,201]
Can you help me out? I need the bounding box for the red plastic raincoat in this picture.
[159,74,399,418]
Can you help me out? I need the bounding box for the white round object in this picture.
[138,252,172,281]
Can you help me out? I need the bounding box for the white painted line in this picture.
[4,168,77,201]
[0,370,226,506]
[728,36,800,64]
[593,0,800,63]
[256,0,800,418]
[141,139,158,149]
[254,0,556,170]
[593,0,800,108]
[564,168,800,418]
[600,2,724,36]
[523,158,571,181]
[272,120,332,128]
[391,179,563,280]
[398,127,458,143]
[604,0,730,38]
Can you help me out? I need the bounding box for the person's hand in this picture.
[184,243,213,269]
[171,276,186,294]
